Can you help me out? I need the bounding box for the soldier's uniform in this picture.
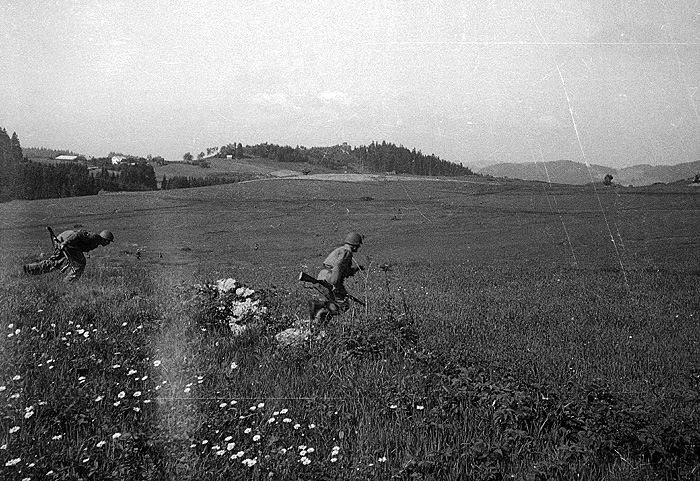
[24,229,113,283]
[310,233,363,323]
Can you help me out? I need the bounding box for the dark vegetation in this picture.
[160,173,254,190]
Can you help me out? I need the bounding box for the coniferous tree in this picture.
[10,132,23,162]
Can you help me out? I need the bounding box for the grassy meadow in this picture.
[0,176,698,480]
[151,157,335,181]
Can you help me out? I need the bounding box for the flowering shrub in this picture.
[192,278,271,335]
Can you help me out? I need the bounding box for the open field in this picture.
[0,177,699,480]
[151,157,335,181]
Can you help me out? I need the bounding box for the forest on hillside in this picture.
[215,141,474,176]
[0,128,159,202]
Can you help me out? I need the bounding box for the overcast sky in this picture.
[1,0,699,167]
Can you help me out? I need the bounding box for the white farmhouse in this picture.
[111,155,126,165]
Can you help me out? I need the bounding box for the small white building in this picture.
[55,155,78,161]
[111,155,126,165]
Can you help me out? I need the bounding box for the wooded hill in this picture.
[220,141,474,177]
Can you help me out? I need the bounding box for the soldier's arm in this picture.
[328,250,353,286]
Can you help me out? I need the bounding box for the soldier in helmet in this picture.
[23,229,114,283]
[309,232,365,323]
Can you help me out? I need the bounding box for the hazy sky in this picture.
[1,0,699,167]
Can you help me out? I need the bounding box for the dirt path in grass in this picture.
[259,172,502,184]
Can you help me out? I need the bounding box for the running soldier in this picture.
[24,229,114,283]
[309,232,364,323]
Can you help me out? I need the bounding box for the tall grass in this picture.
[0,260,698,480]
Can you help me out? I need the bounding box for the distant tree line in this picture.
[245,143,311,163]
[23,146,79,158]
[161,173,253,190]
[350,141,473,176]
[94,163,157,192]
[219,143,244,159]
[0,128,100,202]
[1,161,98,201]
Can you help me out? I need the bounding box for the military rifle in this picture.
[46,226,75,271]
[298,271,365,306]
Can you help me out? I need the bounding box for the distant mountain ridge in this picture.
[477,159,700,186]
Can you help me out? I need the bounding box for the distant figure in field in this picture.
[309,232,364,323]
[24,229,114,283]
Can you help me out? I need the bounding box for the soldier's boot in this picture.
[23,262,45,275]
[23,260,57,276]
[308,300,326,321]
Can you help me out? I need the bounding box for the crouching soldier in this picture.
[309,232,364,324]
[24,229,114,283]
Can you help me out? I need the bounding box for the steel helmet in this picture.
[344,232,363,246]
[99,230,114,242]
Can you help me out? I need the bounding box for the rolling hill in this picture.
[477,159,700,186]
